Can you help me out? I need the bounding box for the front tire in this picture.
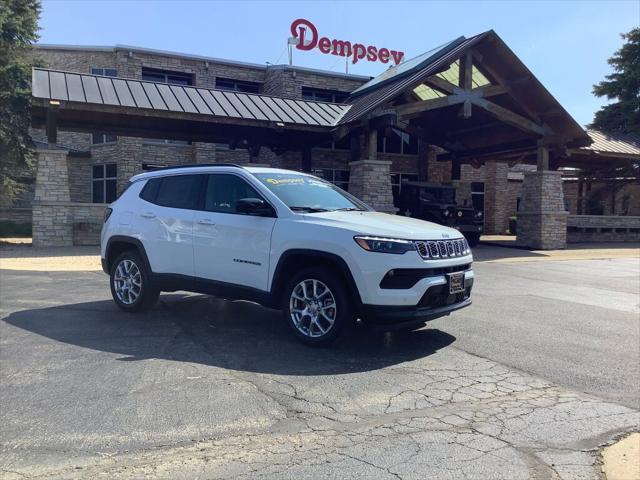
[110,250,159,312]
[282,267,355,346]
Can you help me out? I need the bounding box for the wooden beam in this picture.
[46,109,57,144]
[397,84,508,119]
[537,144,549,171]
[368,128,378,160]
[472,98,548,136]
[396,95,464,117]
[424,75,457,95]
[459,51,473,91]
[458,52,473,119]
[302,146,312,172]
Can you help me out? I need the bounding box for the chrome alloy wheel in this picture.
[113,259,142,305]
[289,279,337,338]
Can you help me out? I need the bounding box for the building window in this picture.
[92,133,117,144]
[390,173,419,205]
[302,87,349,104]
[141,67,193,86]
[92,164,117,204]
[378,128,418,155]
[91,67,117,77]
[312,169,350,191]
[141,68,193,145]
[215,77,261,93]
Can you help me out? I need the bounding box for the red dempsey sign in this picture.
[290,18,404,65]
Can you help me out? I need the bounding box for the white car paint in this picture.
[101,165,473,309]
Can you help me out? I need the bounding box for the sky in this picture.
[38,0,639,127]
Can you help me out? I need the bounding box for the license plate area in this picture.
[447,272,465,294]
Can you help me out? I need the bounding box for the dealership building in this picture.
[13,29,640,247]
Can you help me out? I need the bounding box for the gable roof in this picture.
[338,30,590,148]
[339,32,489,125]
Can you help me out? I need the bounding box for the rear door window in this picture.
[142,174,202,209]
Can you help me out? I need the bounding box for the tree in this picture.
[590,28,640,135]
[0,0,41,206]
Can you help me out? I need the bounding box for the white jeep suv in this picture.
[101,164,474,345]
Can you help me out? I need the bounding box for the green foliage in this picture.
[0,0,41,206]
[590,28,640,134]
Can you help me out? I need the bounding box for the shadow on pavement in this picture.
[3,293,456,376]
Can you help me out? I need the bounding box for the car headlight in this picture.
[354,236,415,254]
[474,210,483,218]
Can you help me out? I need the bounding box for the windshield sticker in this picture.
[265,177,305,186]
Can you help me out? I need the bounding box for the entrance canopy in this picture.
[31,68,348,151]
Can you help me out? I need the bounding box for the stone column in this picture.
[34,148,71,202]
[348,160,396,213]
[483,160,509,234]
[517,170,567,249]
[32,148,73,247]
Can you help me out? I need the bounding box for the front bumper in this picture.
[361,276,473,327]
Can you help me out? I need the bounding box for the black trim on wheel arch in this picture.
[104,236,153,275]
[271,249,362,307]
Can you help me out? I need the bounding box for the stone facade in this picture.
[32,201,106,247]
[483,161,509,234]
[567,215,640,242]
[517,171,568,249]
[348,160,396,213]
[34,149,71,202]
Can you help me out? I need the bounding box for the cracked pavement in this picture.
[1,251,638,479]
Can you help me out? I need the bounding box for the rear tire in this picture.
[110,250,159,312]
[282,267,355,346]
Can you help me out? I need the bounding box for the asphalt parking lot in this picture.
[1,245,639,479]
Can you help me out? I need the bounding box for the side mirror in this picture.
[236,198,275,217]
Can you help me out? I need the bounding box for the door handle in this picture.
[197,219,216,225]
[141,212,156,219]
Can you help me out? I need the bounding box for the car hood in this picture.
[304,211,462,240]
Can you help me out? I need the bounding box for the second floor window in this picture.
[215,77,261,93]
[141,68,193,145]
[141,67,193,86]
[302,87,349,104]
[92,133,117,144]
[91,67,117,77]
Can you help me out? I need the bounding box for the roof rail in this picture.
[149,163,245,172]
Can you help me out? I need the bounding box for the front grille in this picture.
[414,238,470,260]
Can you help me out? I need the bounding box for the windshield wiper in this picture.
[289,206,331,213]
[333,207,365,211]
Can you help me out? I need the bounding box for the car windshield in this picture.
[254,173,367,212]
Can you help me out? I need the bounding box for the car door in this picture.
[137,174,203,277]
[192,173,276,291]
